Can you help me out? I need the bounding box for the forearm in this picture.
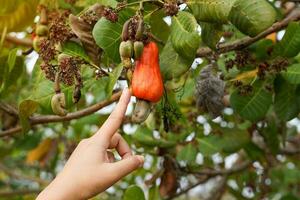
[37,173,84,200]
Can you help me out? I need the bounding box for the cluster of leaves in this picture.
[1,0,300,200]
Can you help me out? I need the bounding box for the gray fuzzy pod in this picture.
[195,65,225,118]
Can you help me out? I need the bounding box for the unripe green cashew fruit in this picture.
[126,69,133,81]
[36,24,49,36]
[33,36,46,51]
[134,41,144,60]
[57,53,71,62]
[132,99,152,123]
[51,93,68,116]
[119,40,133,59]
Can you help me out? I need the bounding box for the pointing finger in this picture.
[92,88,131,143]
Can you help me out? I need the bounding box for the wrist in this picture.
[37,173,83,200]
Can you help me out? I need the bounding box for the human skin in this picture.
[37,88,144,200]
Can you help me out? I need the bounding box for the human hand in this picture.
[37,88,144,200]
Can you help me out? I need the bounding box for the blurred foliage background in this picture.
[1,0,300,200]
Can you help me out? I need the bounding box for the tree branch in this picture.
[166,175,212,200]
[168,160,251,200]
[188,160,251,176]
[0,163,48,185]
[280,147,300,155]
[0,91,122,137]
[5,35,33,47]
[0,102,18,116]
[196,8,300,57]
[208,176,228,200]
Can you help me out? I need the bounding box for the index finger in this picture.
[92,88,131,142]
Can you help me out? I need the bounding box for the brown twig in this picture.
[166,175,212,200]
[196,8,300,57]
[168,160,251,200]
[148,32,165,45]
[209,176,228,200]
[187,160,251,176]
[280,147,300,155]
[0,163,48,185]
[4,35,33,47]
[0,91,122,137]
[0,102,18,116]
[145,168,164,186]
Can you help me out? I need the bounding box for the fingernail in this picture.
[136,155,144,167]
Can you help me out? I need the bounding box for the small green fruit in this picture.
[57,53,71,63]
[134,41,144,60]
[51,93,68,116]
[126,69,133,81]
[33,37,46,52]
[119,41,133,59]
[123,57,132,69]
[36,24,49,36]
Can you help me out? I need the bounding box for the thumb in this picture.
[110,155,144,180]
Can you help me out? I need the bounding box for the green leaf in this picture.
[148,185,162,200]
[197,128,249,156]
[106,64,123,97]
[0,55,7,88]
[160,38,193,80]
[228,0,276,37]
[18,100,39,134]
[14,132,42,150]
[281,64,300,84]
[148,10,170,44]
[58,0,78,13]
[219,128,249,153]
[261,118,280,154]
[123,185,145,200]
[93,9,133,63]
[196,137,220,156]
[7,48,18,72]
[273,22,300,57]
[187,0,235,24]
[72,114,105,138]
[176,143,197,164]
[88,76,110,102]
[170,11,200,60]
[243,142,264,161]
[85,0,118,8]
[281,194,299,200]
[200,22,223,50]
[249,39,274,60]
[230,81,272,122]
[274,77,300,121]
[132,126,176,148]
[29,78,70,114]
[28,68,92,114]
[0,0,22,14]
[270,167,300,188]
[3,56,24,91]
[62,41,91,63]
[0,0,39,32]
[27,65,97,114]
